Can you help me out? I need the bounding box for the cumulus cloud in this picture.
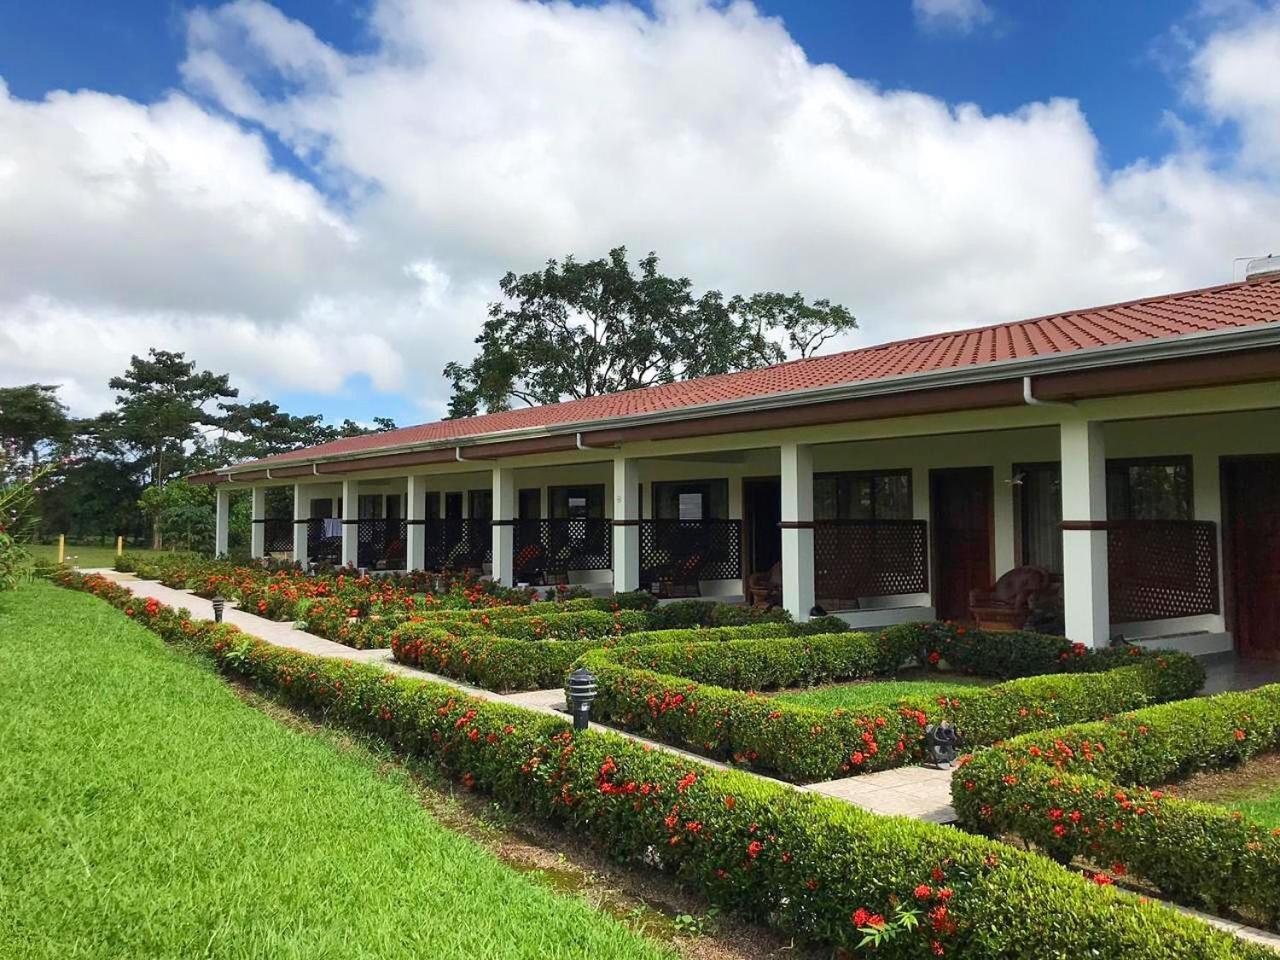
[2,0,1279,420]
[912,0,993,34]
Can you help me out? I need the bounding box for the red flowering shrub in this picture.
[955,686,1280,929]
[50,567,1267,959]
[575,630,1203,783]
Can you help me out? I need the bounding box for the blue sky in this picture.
[1,1,1206,168]
[0,0,1276,428]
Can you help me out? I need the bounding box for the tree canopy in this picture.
[0,384,71,469]
[444,247,856,418]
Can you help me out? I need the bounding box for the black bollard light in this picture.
[211,594,226,623]
[566,667,598,732]
[923,721,962,769]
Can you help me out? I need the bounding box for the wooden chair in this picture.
[747,561,783,609]
[968,565,1051,631]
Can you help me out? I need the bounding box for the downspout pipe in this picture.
[1022,375,1075,408]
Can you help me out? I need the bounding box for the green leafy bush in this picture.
[576,628,1204,782]
[954,685,1280,928]
[49,568,1267,960]
[391,619,855,692]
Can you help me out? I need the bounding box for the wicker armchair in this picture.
[968,565,1051,631]
[747,561,783,609]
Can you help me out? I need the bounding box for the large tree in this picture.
[444,247,856,417]
[100,349,237,547]
[215,400,399,464]
[0,384,71,471]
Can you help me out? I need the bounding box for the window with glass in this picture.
[468,489,493,521]
[813,470,911,521]
[518,488,542,520]
[1106,457,1193,520]
[357,494,383,519]
[548,484,605,519]
[444,491,462,519]
[1014,462,1062,573]
[652,479,729,520]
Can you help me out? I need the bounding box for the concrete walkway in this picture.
[80,570,1280,951]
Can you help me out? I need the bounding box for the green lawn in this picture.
[773,671,994,712]
[0,581,670,960]
[25,542,152,569]
[1230,790,1280,829]
[1185,762,1280,830]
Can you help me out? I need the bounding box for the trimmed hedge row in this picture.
[954,687,1280,928]
[389,619,853,692]
[49,569,1267,959]
[576,628,1205,782]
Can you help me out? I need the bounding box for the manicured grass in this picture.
[772,671,994,712]
[25,542,157,569]
[1178,753,1280,830]
[0,582,671,960]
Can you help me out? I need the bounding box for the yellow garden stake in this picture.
[57,534,65,565]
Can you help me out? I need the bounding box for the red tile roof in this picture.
[244,276,1280,467]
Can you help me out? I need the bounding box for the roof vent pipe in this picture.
[1245,254,1280,281]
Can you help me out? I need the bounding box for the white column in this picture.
[250,486,267,559]
[215,487,230,558]
[491,466,516,585]
[1060,418,1110,647]
[293,483,309,566]
[406,475,427,571]
[341,478,359,568]
[780,441,816,621]
[612,455,640,592]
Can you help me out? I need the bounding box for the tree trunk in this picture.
[151,515,162,551]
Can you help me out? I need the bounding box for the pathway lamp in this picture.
[567,668,598,732]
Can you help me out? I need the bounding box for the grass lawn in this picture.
[25,542,156,569]
[0,581,671,960]
[1176,752,1280,830]
[772,671,994,712]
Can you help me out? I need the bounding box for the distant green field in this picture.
[0,582,671,960]
[25,543,155,569]
[773,672,994,712]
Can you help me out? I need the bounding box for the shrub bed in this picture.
[390,619,854,692]
[953,686,1280,928]
[575,626,1205,783]
[48,568,1267,959]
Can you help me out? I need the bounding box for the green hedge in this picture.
[576,628,1205,782]
[50,569,1267,959]
[620,616,849,647]
[390,619,854,692]
[954,686,1280,928]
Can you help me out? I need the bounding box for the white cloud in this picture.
[912,0,993,34]
[1191,3,1280,168]
[2,0,1279,421]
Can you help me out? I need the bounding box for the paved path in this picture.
[78,570,1280,951]
[807,764,956,823]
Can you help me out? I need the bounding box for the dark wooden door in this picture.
[1223,457,1280,660]
[743,479,781,576]
[930,467,993,621]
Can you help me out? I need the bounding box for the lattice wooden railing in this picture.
[423,518,491,571]
[355,518,408,570]
[639,519,742,587]
[262,518,294,554]
[512,518,612,583]
[1107,519,1219,622]
[813,519,929,611]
